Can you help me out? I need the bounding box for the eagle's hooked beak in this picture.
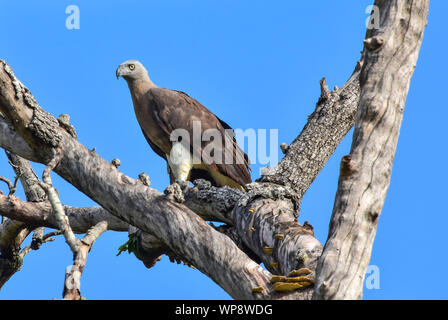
[116,66,124,79]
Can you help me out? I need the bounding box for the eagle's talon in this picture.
[164,182,185,203]
[175,179,189,192]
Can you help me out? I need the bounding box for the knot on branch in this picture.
[319,77,331,101]
[138,172,151,187]
[239,183,301,217]
[318,77,344,105]
[111,158,121,168]
[57,114,77,139]
[364,36,385,51]
[303,221,314,235]
[280,143,290,155]
[164,181,186,203]
[339,155,358,178]
[30,237,43,251]
[356,59,364,72]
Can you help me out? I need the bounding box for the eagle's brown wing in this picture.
[140,128,166,159]
[145,87,251,187]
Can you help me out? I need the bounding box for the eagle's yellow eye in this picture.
[129,64,135,71]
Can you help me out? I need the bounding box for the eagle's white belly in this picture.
[166,142,193,182]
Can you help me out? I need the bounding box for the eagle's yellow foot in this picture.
[164,181,187,203]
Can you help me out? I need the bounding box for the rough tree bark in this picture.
[314,0,429,300]
[0,0,428,300]
[0,152,46,288]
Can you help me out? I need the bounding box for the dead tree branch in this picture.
[19,231,59,258]
[63,221,107,300]
[0,151,47,288]
[314,0,430,300]
[259,68,361,200]
[39,152,79,254]
[0,194,128,232]
[37,154,109,300]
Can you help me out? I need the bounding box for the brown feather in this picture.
[140,88,251,188]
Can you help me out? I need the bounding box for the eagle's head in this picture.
[116,60,148,82]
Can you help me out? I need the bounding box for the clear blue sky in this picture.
[0,1,446,299]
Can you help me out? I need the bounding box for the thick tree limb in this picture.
[0,194,128,233]
[0,121,319,284]
[186,180,322,276]
[0,114,38,163]
[314,0,429,300]
[259,69,361,199]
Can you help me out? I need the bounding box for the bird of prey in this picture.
[116,60,251,190]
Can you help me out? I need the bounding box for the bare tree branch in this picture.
[36,153,109,300]
[0,116,38,163]
[5,151,46,202]
[63,221,107,300]
[20,231,59,258]
[314,0,430,300]
[0,151,124,290]
[39,152,79,254]
[0,175,18,196]
[259,68,361,200]
[0,195,128,233]
[186,180,322,276]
